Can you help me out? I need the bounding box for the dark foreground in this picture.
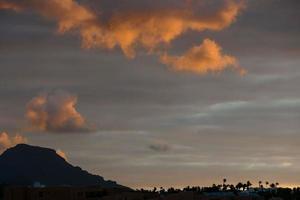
[2,185,300,200]
[1,145,299,200]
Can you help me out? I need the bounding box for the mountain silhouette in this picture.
[0,144,123,187]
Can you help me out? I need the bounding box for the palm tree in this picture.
[246,181,252,190]
[212,184,219,192]
[152,187,157,193]
[223,178,227,191]
[270,183,276,189]
[217,184,222,191]
[265,181,269,188]
[229,184,235,191]
[242,183,247,191]
[160,187,165,194]
[258,181,263,191]
[236,182,243,191]
[275,182,279,194]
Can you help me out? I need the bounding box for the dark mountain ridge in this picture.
[0,144,123,188]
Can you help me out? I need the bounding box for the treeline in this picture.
[136,179,300,200]
[0,184,4,200]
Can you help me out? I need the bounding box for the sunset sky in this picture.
[0,0,300,188]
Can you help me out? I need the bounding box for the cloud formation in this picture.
[56,149,68,160]
[0,1,22,11]
[0,132,27,152]
[149,141,171,153]
[0,0,245,74]
[79,0,244,58]
[160,39,246,75]
[26,90,91,133]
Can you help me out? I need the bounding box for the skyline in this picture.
[0,0,300,188]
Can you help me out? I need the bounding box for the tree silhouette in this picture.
[242,183,247,191]
[265,181,269,188]
[236,182,243,191]
[229,184,235,191]
[246,181,252,190]
[152,187,157,193]
[222,178,227,191]
[132,180,291,199]
[270,183,276,189]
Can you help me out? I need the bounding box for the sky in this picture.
[0,0,300,189]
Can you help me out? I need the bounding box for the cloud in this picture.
[56,149,68,160]
[0,132,27,152]
[26,90,91,133]
[149,141,171,152]
[0,1,22,11]
[0,0,245,74]
[160,39,246,75]
[79,0,244,58]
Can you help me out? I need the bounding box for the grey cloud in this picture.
[149,141,172,153]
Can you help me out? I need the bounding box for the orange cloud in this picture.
[0,0,245,74]
[0,132,27,152]
[56,149,68,160]
[0,0,96,32]
[160,39,246,75]
[0,1,22,11]
[80,0,244,58]
[26,90,91,133]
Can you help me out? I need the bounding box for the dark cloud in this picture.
[149,141,171,153]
